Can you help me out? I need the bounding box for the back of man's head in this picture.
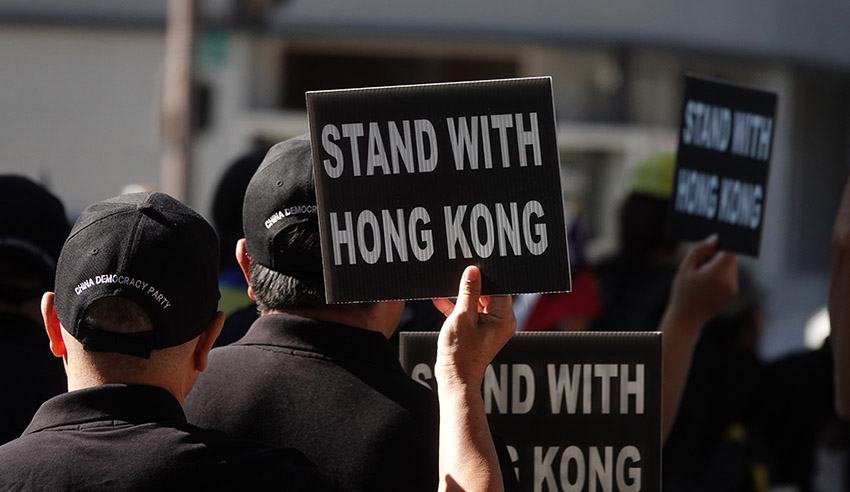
[619,152,679,261]
[54,192,220,360]
[242,135,327,312]
[66,296,197,382]
[0,175,69,309]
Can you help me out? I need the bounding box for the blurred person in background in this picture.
[796,166,850,492]
[830,168,850,424]
[757,331,840,491]
[623,152,844,491]
[209,146,268,347]
[581,153,753,454]
[590,152,685,333]
[589,152,767,490]
[515,213,602,332]
[0,175,69,444]
[662,159,850,492]
[663,269,770,492]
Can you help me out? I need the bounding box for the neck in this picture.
[62,344,197,405]
[263,301,405,339]
[65,367,191,405]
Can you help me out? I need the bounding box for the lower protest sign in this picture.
[400,331,661,492]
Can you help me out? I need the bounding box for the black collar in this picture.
[236,313,403,372]
[24,384,186,435]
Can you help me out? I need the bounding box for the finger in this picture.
[701,249,737,274]
[703,251,739,296]
[683,234,719,269]
[453,265,482,315]
[484,295,515,321]
[432,298,456,318]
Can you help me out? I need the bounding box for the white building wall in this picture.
[0,25,166,217]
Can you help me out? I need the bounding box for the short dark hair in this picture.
[248,223,380,314]
[82,297,153,335]
[249,258,378,316]
[618,194,677,261]
[249,258,325,311]
[248,223,326,312]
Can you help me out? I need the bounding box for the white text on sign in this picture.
[411,362,645,416]
[674,168,763,229]
[319,113,543,178]
[681,100,773,161]
[534,445,641,492]
[329,201,548,265]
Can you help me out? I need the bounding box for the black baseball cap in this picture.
[54,192,220,358]
[242,134,323,284]
[0,175,70,298]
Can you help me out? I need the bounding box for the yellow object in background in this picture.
[629,152,676,199]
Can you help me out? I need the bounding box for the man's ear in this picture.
[193,311,225,373]
[236,238,256,301]
[41,292,67,359]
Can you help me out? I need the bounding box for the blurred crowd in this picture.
[1,138,848,492]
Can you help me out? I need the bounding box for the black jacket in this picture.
[0,384,333,491]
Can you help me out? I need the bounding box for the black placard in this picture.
[400,331,661,492]
[671,75,778,256]
[307,77,571,303]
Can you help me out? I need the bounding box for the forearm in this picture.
[436,364,504,492]
[831,176,850,421]
[659,308,702,442]
[831,243,850,421]
[658,237,737,442]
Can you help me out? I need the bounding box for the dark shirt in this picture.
[663,343,765,492]
[589,258,676,333]
[215,303,259,347]
[0,312,66,444]
[758,344,837,491]
[190,313,524,492]
[0,384,335,491]
[185,314,441,491]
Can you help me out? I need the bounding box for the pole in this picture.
[160,0,195,202]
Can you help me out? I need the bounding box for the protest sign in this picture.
[671,75,778,256]
[306,77,570,303]
[400,331,662,492]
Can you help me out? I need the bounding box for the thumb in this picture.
[453,266,482,315]
[683,234,720,269]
